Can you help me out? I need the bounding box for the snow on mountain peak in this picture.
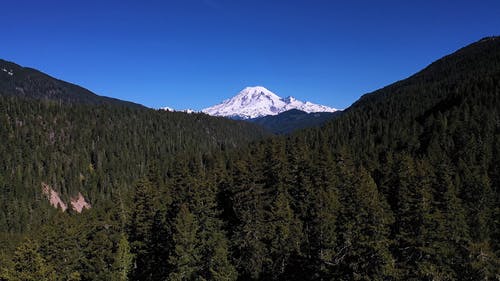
[159,106,197,114]
[234,86,281,106]
[202,86,338,119]
[239,86,277,97]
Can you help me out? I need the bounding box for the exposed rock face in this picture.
[41,183,91,213]
[42,182,68,211]
[70,192,91,213]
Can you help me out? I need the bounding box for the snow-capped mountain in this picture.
[202,86,338,119]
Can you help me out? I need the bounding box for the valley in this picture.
[0,37,499,280]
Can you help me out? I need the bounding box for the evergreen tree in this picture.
[9,239,56,281]
[168,204,200,281]
[205,231,237,281]
[267,188,302,280]
[336,167,395,280]
[306,144,341,280]
[112,234,134,281]
[128,178,155,281]
[230,160,267,280]
[390,155,424,279]
[189,164,237,281]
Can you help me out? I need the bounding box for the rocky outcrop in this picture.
[70,192,91,213]
[41,183,91,213]
[41,183,68,211]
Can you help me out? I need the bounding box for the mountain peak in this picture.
[240,86,274,94]
[202,86,338,119]
[236,86,280,101]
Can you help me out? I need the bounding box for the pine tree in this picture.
[391,155,423,279]
[35,211,82,279]
[188,163,237,281]
[306,143,341,280]
[128,178,155,281]
[9,239,56,281]
[149,210,171,281]
[415,165,451,280]
[112,234,134,281]
[206,231,237,281]
[230,159,267,280]
[168,204,200,281]
[336,166,395,280]
[267,188,302,280]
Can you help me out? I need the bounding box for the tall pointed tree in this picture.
[304,142,341,280]
[112,234,134,281]
[168,204,200,281]
[9,239,56,281]
[267,187,303,280]
[230,159,267,280]
[128,178,155,281]
[336,166,395,280]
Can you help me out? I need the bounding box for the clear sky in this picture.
[2,0,500,110]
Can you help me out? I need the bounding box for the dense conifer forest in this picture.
[248,109,341,134]
[1,37,499,280]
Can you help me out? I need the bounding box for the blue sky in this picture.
[2,0,500,110]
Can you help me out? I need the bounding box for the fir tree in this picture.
[128,178,155,281]
[9,239,56,281]
[168,204,200,281]
[112,234,134,281]
[336,167,395,280]
[230,159,267,280]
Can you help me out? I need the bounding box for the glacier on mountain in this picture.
[202,86,338,119]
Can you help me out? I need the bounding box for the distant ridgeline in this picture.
[0,37,500,280]
[248,109,341,134]
[0,59,143,107]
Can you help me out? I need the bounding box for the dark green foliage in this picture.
[168,204,200,281]
[0,59,142,108]
[112,234,133,281]
[230,159,267,280]
[0,96,269,234]
[337,167,395,280]
[3,239,56,281]
[248,109,341,134]
[128,178,155,280]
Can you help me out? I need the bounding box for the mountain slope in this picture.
[0,61,271,235]
[248,109,341,134]
[350,36,500,112]
[202,86,337,119]
[0,59,143,107]
[323,36,500,160]
[221,36,500,280]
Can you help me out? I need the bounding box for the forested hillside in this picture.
[0,59,142,107]
[0,96,269,235]
[248,109,341,134]
[1,37,499,281]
